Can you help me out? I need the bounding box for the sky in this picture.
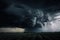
[0,0,60,32]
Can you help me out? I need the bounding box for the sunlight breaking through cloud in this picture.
[41,12,60,32]
[0,28,25,32]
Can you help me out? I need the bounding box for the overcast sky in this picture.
[1,0,60,32]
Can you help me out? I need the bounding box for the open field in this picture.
[0,32,60,40]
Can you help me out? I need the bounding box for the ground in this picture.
[0,32,60,40]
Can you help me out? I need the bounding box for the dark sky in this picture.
[1,0,60,12]
[5,0,59,13]
[16,0,60,7]
[0,0,60,27]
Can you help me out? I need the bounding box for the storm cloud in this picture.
[0,0,60,32]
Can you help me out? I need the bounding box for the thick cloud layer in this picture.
[1,0,60,32]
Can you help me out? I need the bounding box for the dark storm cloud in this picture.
[1,0,60,32]
[1,0,60,12]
